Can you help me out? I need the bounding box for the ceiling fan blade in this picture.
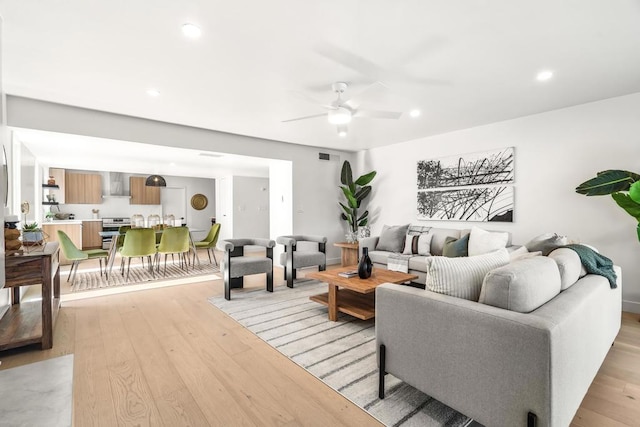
[344,81,389,109]
[288,90,335,109]
[353,109,402,120]
[314,43,382,79]
[281,113,327,123]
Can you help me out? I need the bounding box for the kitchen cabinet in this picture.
[82,220,103,249]
[129,176,160,205]
[65,171,102,204]
[42,222,82,265]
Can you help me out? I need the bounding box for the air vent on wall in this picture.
[318,153,339,162]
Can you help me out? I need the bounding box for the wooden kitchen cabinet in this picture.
[82,220,103,249]
[42,223,82,265]
[129,176,160,205]
[65,171,102,204]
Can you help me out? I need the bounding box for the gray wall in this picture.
[232,176,269,239]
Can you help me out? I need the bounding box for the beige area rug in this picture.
[68,260,220,294]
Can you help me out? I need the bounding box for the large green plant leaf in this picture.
[341,161,355,193]
[357,210,368,222]
[629,181,640,204]
[576,170,639,195]
[355,186,371,204]
[611,192,640,221]
[339,202,352,216]
[340,186,358,208]
[355,170,377,186]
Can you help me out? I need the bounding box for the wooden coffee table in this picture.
[306,266,418,321]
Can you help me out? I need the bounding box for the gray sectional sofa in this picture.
[369,227,622,426]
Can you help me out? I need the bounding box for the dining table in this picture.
[98,227,205,277]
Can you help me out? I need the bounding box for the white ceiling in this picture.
[1,0,640,162]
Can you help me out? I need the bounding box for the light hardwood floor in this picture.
[1,252,639,426]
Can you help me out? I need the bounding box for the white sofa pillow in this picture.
[426,248,509,301]
[468,226,509,256]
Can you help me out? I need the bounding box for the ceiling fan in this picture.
[282,82,403,135]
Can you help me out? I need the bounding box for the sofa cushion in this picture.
[525,232,568,256]
[368,250,390,266]
[376,224,410,252]
[417,233,433,256]
[468,226,509,256]
[442,234,469,257]
[426,248,509,301]
[547,248,585,290]
[429,228,462,256]
[479,257,562,313]
[408,255,430,272]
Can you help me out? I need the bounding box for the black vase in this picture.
[358,247,373,279]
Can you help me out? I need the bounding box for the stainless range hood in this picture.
[102,172,131,198]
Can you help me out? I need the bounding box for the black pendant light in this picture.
[145,175,167,187]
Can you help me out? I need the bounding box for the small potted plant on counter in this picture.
[22,222,44,246]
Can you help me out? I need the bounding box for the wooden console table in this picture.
[0,242,61,351]
[334,242,359,267]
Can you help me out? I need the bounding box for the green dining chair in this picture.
[194,223,221,265]
[57,230,109,284]
[117,225,131,274]
[120,228,157,281]
[156,227,191,276]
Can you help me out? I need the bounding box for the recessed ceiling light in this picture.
[409,109,421,118]
[536,70,554,82]
[182,23,202,39]
[169,162,176,167]
[146,89,160,97]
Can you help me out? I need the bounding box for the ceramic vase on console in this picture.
[358,247,373,279]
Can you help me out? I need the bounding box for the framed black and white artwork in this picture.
[416,147,515,222]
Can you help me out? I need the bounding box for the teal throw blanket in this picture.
[564,244,617,289]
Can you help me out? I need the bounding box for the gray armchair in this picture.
[276,235,327,288]
[220,238,275,300]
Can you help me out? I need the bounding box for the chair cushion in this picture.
[279,251,325,268]
[227,256,272,277]
[426,249,509,301]
[479,257,562,313]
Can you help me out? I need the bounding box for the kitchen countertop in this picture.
[42,220,83,225]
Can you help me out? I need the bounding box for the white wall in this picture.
[360,92,640,313]
[6,97,355,263]
[232,176,269,239]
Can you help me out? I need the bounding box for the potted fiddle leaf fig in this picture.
[22,221,44,246]
[339,160,376,241]
[576,169,640,241]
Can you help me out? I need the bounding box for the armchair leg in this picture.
[267,270,273,292]
[286,268,294,288]
[224,276,231,300]
[527,412,537,427]
[319,264,326,272]
[379,344,386,399]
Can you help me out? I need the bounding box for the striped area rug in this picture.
[70,260,220,292]
[208,280,474,427]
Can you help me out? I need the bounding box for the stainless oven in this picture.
[101,217,131,249]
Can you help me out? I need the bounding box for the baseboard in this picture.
[622,299,640,314]
[327,257,341,265]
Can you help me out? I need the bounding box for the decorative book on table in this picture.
[338,270,359,278]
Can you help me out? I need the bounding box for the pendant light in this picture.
[145,175,166,187]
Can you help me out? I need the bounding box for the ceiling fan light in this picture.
[328,107,352,125]
[145,174,167,187]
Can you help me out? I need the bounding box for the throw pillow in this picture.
[524,232,568,256]
[468,226,509,256]
[402,235,417,255]
[442,234,469,257]
[417,232,433,256]
[426,248,510,301]
[376,224,410,252]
